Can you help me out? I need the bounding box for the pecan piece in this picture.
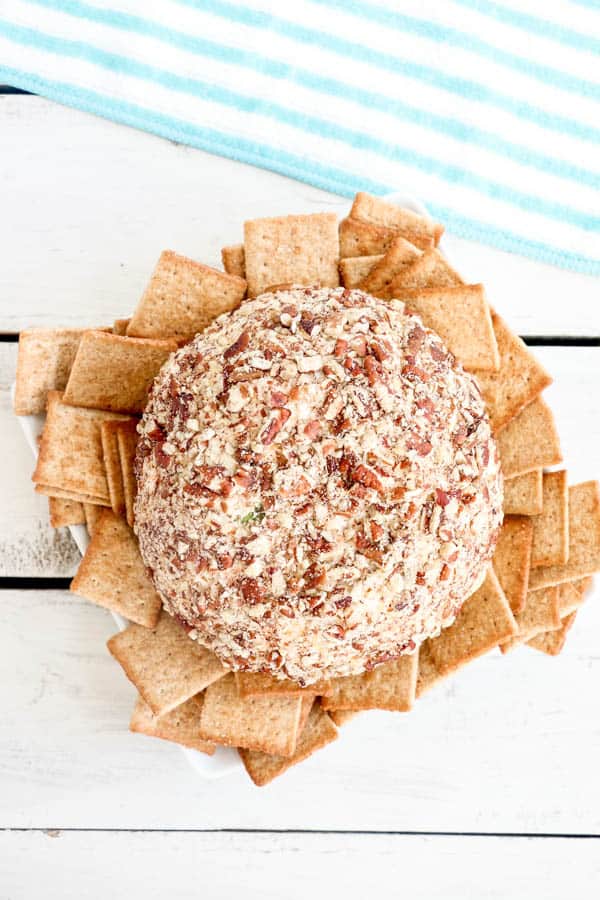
[224,330,250,360]
[261,407,291,445]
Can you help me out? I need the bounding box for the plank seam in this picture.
[1,828,599,838]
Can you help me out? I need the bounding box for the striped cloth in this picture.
[1,0,599,274]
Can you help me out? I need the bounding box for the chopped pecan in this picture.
[240,577,264,604]
[351,464,384,494]
[223,330,249,360]
[261,407,291,445]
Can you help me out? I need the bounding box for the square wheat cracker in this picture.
[527,611,578,656]
[427,568,517,675]
[239,702,338,786]
[350,192,443,248]
[321,653,418,712]
[64,330,177,414]
[243,213,339,297]
[112,318,130,335]
[385,248,463,294]
[35,483,109,506]
[475,313,552,431]
[529,481,600,590]
[116,420,139,527]
[500,585,561,653]
[415,640,445,698]
[84,502,103,535]
[504,470,543,516]
[221,244,246,279]
[130,694,216,755]
[48,496,85,528]
[339,217,400,258]
[358,236,421,295]
[397,285,499,372]
[107,611,227,716]
[328,709,359,726]
[198,673,304,757]
[557,577,593,617]
[14,328,85,415]
[71,509,162,627]
[32,392,130,501]
[235,671,328,697]
[127,250,246,341]
[339,254,383,288]
[100,421,129,517]
[493,516,533,614]
[530,471,569,568]
[496,398,562,477]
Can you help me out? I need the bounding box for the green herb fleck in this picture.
[241,504,265,525]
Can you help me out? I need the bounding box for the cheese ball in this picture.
[134,287,502,685]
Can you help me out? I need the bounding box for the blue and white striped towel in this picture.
[1,0,599,274]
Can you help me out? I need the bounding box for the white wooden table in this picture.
[1,91,599,899]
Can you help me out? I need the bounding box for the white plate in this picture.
[14,191,430,779]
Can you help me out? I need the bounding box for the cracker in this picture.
[321,653,418,712]
[328,709,358,726]
[526,611,578,656]
[130,694,216,755]
[475,313,553,431]
[221,244,246,279]
[358,236,421,295]
[557,576,593,617]
[64,330,177,414]
[116,420,139,527]
[385,248,463,294]
[102,424,128,515]
[100,421,129,517]
[243,213,339,297]
[496,398,562,477]
[504,470,543,516]
[71,509,162,627]
[35,483,109,506]
[415,640,444,698]
[500,585,561,652]
[113,318,130,336]
[427,568,517,675]
[48,496,85,528]
[529,481,600,590]
[397,285,499,372]
[339,254,383,288]
[14,328,85,416]
[350,192,443,248]
[531,470,569,568]
[107,611,227,716]
[83,502,102,536]
[234,671,326,697]
[493,515,533,614]
[239,701,338,786]
[32,392,130,501]
[198,673,304,757]
[339,217,399,258]
[127,250,246,341]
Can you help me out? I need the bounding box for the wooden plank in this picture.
[1,831,598,899]
[0,344,79,577]
[1,585,598,832]
[2,343,598,578]
[1,96,599,337]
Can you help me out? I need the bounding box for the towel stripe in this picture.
[452,0,600,55]
[175,0,600,144]
[2,63,599,276]
[23,0,600,190]
[3,16,599,232]
[297,0,600,100]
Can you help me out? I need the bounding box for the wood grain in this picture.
[1,831,598,899]
[1,585,598,832]
[1,96,599,336]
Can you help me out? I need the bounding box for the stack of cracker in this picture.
[14,193,599,786]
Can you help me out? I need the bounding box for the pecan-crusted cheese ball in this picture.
[134,287,503,685]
